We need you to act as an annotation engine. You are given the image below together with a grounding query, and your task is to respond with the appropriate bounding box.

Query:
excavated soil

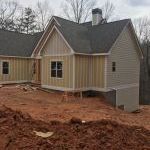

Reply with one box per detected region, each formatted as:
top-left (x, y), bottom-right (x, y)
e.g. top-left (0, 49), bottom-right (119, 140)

top-left (0, 106), bottom-right (149, 150)
top-left (0, 85), bottom-right (150, 130)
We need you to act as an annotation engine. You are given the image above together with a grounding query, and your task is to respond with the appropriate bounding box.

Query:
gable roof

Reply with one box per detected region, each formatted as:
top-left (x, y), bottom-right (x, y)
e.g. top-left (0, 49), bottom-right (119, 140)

top-left (53, 16), bottom-right (130, 54)
top-left (0, 16), bottom-right (134, 57)
top-left (0, 29), bottom-right (43, 57)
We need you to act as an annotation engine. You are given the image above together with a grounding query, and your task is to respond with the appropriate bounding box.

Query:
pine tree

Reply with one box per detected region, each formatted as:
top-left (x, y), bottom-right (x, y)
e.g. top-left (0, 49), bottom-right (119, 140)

top-left (18, 7), bottom-right (37, 34)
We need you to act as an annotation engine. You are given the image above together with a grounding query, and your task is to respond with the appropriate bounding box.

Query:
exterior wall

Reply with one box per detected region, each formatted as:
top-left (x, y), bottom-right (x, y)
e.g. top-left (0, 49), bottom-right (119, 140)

top-left (33, 19), bottom-right (59, 56)
top-left (40, 26), bottom-right (74, 90)
top-left (116, 86), bottom-right (139, 112)
top-left (0, 57), bottom-right (33, 83)
top-left (91, 56), bottom-right (105, 89)
top-left (106, 25), bottom-right (140, 88)
top-left (75, 55), bottom-right (105, 90)
top-left (42, 28), bottom-right (71, 55)
top-left (41, 55), bottom-right (73, 90)
top-left (105, 24), bottom-right (141, 112)
top-left (31, 59), bottom-right (42, 83)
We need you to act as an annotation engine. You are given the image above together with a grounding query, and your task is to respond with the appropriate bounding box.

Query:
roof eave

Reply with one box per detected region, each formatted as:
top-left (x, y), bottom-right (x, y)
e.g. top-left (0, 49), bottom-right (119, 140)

top-left (31, 16), bottom-right (61, 58)
top-left (74, 52), bottom-right (110, 56)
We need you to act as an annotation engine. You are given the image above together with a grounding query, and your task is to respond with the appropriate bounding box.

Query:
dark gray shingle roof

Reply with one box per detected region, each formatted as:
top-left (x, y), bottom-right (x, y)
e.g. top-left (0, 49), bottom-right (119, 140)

top-left (0, 17), bottom-right (130, 57)
top-left (54, 16), bottom-right (130, 54)
top-left (0, 30), bottom-right (43, 57)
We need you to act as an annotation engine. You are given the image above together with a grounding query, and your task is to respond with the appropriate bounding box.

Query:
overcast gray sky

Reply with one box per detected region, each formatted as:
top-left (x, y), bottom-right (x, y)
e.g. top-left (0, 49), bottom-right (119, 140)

top-left (17, 0), bottom-right (150, 20)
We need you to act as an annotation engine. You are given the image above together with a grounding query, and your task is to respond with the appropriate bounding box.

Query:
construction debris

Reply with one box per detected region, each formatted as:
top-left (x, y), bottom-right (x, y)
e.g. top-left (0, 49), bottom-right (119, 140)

top-left (16, 84), bottom-right (38, 92)
top-left (34, 131), bottom-right (54, 138)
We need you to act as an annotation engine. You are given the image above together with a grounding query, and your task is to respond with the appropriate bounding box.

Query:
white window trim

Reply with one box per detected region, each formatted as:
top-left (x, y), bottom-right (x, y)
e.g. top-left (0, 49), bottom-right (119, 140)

top-left (1, 60), bottom-right (10, 75)
top-left (50, 60), bottom-right (63, 79)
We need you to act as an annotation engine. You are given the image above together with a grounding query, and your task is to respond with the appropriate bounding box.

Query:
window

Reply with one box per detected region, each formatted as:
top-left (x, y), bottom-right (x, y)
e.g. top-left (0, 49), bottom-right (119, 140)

top-left (2, 61), bottom-right (9, 75)
top-left (51, 61), bottom-right (63, 78)
top-left (112, 62), bottom-right (116, 72)
top-left (33, 62), bottom-right (36, 74)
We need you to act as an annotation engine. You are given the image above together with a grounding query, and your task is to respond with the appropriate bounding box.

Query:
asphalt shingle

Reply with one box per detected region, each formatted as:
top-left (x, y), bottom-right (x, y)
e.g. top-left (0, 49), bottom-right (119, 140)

top-left (0, 30), bottom-right (43, 57)
top-left (54, 16), bottom-right (130, 54)
top-left (0, 17), bottom-right (130, 57)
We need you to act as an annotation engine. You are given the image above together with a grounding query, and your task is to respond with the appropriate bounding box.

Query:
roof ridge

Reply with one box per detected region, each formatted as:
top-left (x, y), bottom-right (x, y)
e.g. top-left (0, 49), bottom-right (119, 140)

top-left (53, 15), bottom-right (130, 28)
top-left (99, 18), bottom-right (130, 26)
top-left (80, 21), bottom-right (92, 25)
top-left (53, 16), bottom-right (80, 25)
top-left (84, 19), bottom-right (131, 28)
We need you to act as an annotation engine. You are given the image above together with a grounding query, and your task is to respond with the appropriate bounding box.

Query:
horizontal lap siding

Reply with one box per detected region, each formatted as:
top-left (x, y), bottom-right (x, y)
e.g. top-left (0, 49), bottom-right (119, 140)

top-left (42, 55), bottom-right (73, 88)
top-left (106, 25), bottom-right (140, 88)
top-left (0, 57), bottom-right (32, 82)
top-left (75, 55), bottom-right (105, 89)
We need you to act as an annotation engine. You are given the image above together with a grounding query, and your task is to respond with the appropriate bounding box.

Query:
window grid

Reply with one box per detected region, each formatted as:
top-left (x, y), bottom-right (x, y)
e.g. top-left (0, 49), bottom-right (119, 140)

top-left (51, 61), bottom-right (63, 78)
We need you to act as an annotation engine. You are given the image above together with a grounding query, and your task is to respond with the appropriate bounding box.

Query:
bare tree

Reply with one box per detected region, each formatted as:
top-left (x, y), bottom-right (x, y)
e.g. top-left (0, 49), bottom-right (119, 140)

top-left (0, 0), bottom-right (18, 30)
top-left (101, 1), bottom-right (115, 21)
top-left (36, 0), bottom-right (53, 31)
top-left (62, 0), bottom-right (96, 23)
top-left (133, 17), bottom-right (150, 45)
top-left (134, 17), bottom-right (150, 75)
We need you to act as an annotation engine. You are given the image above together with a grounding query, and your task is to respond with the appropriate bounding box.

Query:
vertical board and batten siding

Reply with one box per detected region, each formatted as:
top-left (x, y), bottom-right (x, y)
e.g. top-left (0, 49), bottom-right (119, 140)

top-left (42, 55), bottom-right (73, 89)
top-left (41, 25), bottom-right (105, 91)
top-left (91, 56), bottom-right (105, 89)
top-left (106, 25), bottom-right (140, 88)
top-left (42, 28), bottom-right (71, 55)
top-left (75, 55), bottom-right (90, 89)
top-left (41, 28), bottom-right (74, 90)
top-left (0, 57), bottom-right (33, 83)
top-left (75, 55), bottom-right (105, 89)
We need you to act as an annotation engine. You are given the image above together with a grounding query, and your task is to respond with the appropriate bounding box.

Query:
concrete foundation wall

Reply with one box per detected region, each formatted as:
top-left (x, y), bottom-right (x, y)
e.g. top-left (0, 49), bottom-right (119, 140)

top-left (116, 86), bottom-right (139, 112)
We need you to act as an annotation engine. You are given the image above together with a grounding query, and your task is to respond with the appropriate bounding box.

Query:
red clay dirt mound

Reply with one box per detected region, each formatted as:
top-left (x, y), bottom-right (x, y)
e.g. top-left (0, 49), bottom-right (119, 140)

top-left (0, 106), bottom-right (149, 150)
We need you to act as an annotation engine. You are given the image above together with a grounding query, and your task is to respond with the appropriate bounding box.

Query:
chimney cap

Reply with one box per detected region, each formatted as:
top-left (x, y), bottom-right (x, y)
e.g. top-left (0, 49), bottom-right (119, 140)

top-left (92, 8), bottom-right (102, 15)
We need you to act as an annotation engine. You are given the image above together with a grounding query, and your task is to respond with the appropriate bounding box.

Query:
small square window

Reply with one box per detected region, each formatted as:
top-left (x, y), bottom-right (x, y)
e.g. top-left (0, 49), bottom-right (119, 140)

top-left (112, 62), bottom-right (116, 72)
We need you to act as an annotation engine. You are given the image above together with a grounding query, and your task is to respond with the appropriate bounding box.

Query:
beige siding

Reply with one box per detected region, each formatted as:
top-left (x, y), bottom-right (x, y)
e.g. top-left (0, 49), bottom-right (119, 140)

top-left (106, 25), bottom-right (140, 88)
top-left (75, 55), bottom-right (105, 89)
top-left (91, 56), bottom-right (105, 88)
top-left (0, 57), bottom-right (33, 82)
top-left (41, 55), bottom-right (73, 89)
top-left (75, 55), bottom-right (90, 89)
top-left (42, 29), bottom-right (71, 55)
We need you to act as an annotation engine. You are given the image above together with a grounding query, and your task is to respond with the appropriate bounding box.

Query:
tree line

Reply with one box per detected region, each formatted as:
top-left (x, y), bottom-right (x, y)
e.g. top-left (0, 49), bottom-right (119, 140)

top-left (0, 0), bottom-right (116, 34)
top-left (0, 0), bottom-right (148, 44)
top-left (0, 0), bottom-right (53, 34)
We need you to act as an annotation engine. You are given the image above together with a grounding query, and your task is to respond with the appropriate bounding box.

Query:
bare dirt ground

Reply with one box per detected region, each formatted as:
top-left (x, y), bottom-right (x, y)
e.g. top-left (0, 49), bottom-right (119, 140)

top-left (0, 84), bottom-right (150, 130)
top-left (0, 106), bottom-right (150, 150)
